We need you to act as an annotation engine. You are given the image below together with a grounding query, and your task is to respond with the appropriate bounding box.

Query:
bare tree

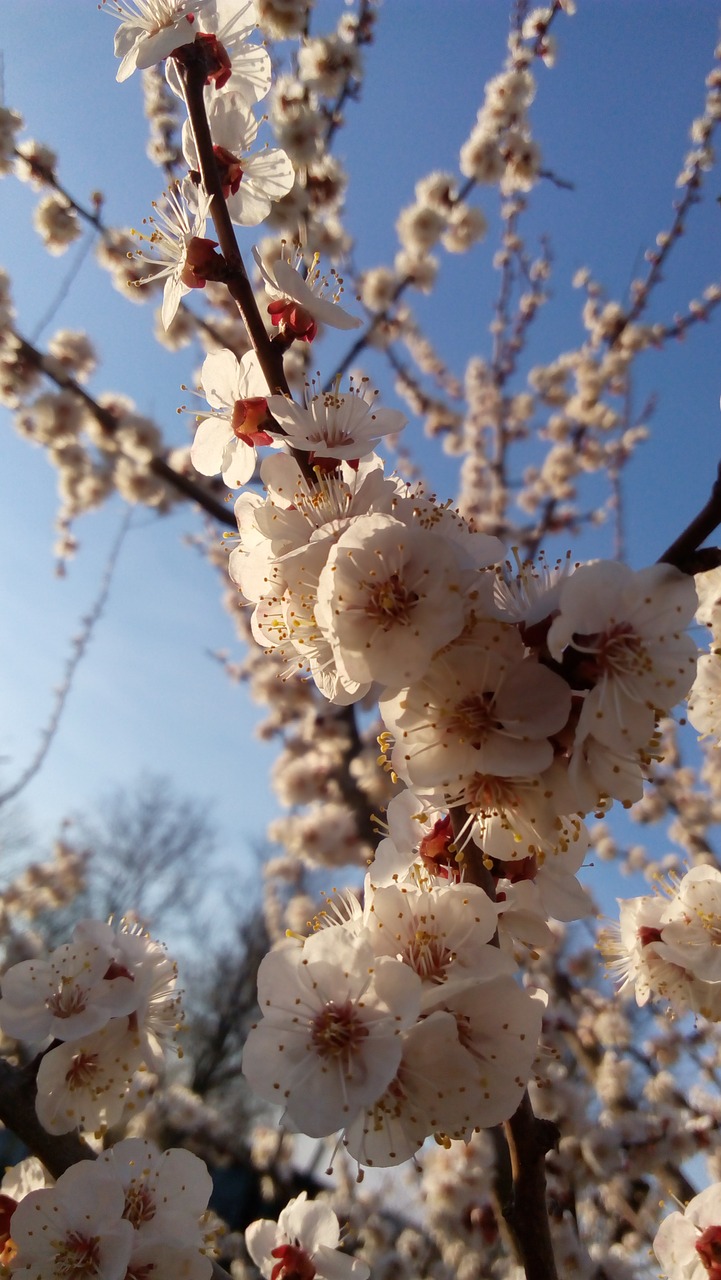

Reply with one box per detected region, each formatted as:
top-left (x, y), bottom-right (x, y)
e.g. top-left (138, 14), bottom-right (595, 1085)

top-left (47, 774), bottom-right (216, 942)
top-left (185, 912), bottom-right (269, 1103)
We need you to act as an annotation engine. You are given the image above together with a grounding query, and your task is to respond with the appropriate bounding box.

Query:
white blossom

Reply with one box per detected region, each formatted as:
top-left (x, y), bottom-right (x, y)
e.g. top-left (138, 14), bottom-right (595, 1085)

top-left (182, 93), bottom-right (295, 226)
top-left (246, 1192), bottom-right (369, 1280)
top-left (267, 383), bottom-right (406, 462)
top-left (315, 512), bottom-right (470, 691)
top-left (130, 180), bottom-right (215, 328)
top-left (654, 1182), bottom-right (721, 1280)
top-left (0, 934), bottom-right (136, 1045)
top-left (9, 1158), bottom-right (133, 1279)
top-left (253, 245), bottom-right (361, 339)
top-left (109, 0), bottom-right (214, 83)
top-left (381, 621), bottom-right (572, 794)
top-left (191, 348), bottom-right (272, 487)
top-left (165, 0), bottom-right (272, 105)
top-left (547, 561), bottom-right (698, 752)
top-left (35, 1019), bottom-right (146, 1135)
top-left (242, 927), bottom-right (422, 1137)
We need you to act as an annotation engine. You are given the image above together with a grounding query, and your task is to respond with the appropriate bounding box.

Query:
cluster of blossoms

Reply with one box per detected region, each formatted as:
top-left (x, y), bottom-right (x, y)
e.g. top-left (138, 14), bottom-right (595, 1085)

top-left (123, 4), bottom-right (706, 1169)
top-left (242, 793), bottom-right (546, 1166)
top-left (228, 397), bottom-right (698, 882)
top-left (111, 0), bottom-right (296, 326)
top-left (217, 293), bottom-right (701, 1164)
top-left (2, 1138), bottom-right (213, 1279)
top-left (0, 919), bottom-right (181, 1135)
top-left (602, 864), bottom-right (721, 1021)
top-left (190, 252), bottom-right (361, 486)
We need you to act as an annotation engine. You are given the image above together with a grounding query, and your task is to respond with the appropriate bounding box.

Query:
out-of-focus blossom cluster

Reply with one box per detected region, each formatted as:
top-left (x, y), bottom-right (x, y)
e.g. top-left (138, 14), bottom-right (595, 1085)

top-left (0, 919), bottom-right (182, 1136)
top-left (4, 1138), bottom-right (213, 1279)
top-left (601, 864), bottom-right (721, 1021)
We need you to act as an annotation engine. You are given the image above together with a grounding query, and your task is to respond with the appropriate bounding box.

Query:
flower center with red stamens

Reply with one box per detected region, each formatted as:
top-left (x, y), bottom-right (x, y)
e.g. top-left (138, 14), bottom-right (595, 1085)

top-left (465, 774), bottom-right (518, 814)
top-left (104, 960), bottom-right (134, 982)
top-left (365, 574), bottom-right (419, 628)
top-left (267, 299), bottom-right (317, 343)
top-left (403, 927), bottom-right (452, 982)
top-left (123, 1184), bottom-right (156, 1230)
top-left (180, 235), bottom-right (219, 289)
top-left (419, 814), bottom-right (458, 878)
top-left (195, 32), bottom-right (232, 88)
top-left (270, 1244), bottom-right (316, 1280)
top-left (697, 1225), bottom-right (721, 1279)
top-left (231, 397), bottom-right (272, 445)
top-left (54, 1231), bottom-right (101, 1278)
top-left (500, 853), bottom-right (538, 884)
top-left (46, 983), bottom-right (89, 1020)
top-left (64, 1051), bottom-right (100, 1091)
top-left (449, 692), bottom-right (501, 749)
top-left (310, 1000), bottom-right (368, 1068)
top-left (638, 926), bottom-right (663, 947)
top-left (213, 145), bottom-right (243, 196)
top-left (574, 622), bottom-right (649, 683)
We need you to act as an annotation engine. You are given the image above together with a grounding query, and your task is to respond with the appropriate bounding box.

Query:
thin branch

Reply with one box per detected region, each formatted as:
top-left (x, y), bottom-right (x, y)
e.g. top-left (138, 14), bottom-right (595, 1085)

top-left (657, 459), bottom-right (721, 571)
top-left (0, 510), bottom-right (132, 808)
top-left (447, 806), bottom-right (558, 1280)
top-left (30, 229), bottom-right (98, 344)
top-left (538, 167), bottom-right (574, 191)
top-left (176, 48), bottom-right (289, 399)
top-left (502, 1093), bottom-right (560, 1280)
top-left (176, 44), bottom-right (322, 490)
top-left (322, 0), bottom-right (375, 149)
top-left (12, 147), bottom-right (104, 232)
top-left (14, 331), bottom-right (235, 528)
top-left (0, 1057), bottom-right (95, 1180)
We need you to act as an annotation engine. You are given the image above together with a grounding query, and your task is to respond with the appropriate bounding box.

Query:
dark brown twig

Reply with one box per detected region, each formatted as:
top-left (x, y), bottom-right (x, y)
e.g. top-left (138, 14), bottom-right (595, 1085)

top-left (657, 460), bottom-right (721, 572)
top-left (14, 332), bottom-right (235, 528)
top-left (502, 1094), bottom-right (560, 1280)
top-left (0, 1057), bottom-right (233, 1275)
top-left (0, 1057), bottom-right (95, 1180)
top-left (176, 47), bottom-right (289, 400)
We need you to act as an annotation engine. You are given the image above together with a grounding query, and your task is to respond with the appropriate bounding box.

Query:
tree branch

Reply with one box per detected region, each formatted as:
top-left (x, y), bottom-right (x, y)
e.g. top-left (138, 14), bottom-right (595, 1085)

top-left (14, 332), bottom-right (235, 528)
top-left (0, 511), bottom-right (131, 808)
top-left (502, 1093), bottom-right (560, 1280)
top-left (0, 1057), bottom-right (94, 1180)
top-left (657, 459), bottom-right (721, 572)
top-left (447, 807), bottom-right (558, 1280)
top-left (176, 48), bottom-right (289, 400)
top-left (0, 1053), bottom-right (235, 1278)
top-left (176, 46), bottom-right (322, 491)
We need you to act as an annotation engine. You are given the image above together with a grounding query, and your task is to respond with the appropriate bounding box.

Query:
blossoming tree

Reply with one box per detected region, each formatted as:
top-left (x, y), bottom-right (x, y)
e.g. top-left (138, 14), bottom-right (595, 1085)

top-left (4, 3), bottom-right (721, 1279)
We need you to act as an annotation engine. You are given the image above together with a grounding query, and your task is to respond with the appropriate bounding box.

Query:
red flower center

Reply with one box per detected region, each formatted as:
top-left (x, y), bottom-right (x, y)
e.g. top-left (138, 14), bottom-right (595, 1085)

top-left (231, 397), bottom-right (272, 446)
top-left (181, 235), bottom-right (220, 289)
top-left (697, 1225), bottom-right (721, 1278)
top-left (310, 999), bottom-right (369, 1067)
top-left (195, 32), bottom-right (232, 89)
top-left (213, 145), bottom-right (243, 197)
top-left (267, 299), bottom-right (318, 343)
top-left (271, 1243), bottom-right (316, 1280)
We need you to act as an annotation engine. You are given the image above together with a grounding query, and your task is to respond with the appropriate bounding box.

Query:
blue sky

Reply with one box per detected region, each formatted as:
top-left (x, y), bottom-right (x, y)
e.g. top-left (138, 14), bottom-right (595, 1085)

top-left (1, 2), bottom-right (720, 927)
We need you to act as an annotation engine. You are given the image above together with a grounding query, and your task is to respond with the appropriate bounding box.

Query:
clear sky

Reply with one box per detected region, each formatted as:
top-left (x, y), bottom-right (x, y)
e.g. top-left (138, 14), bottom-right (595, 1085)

top-left (1, 2), bottom-right (720, 927)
